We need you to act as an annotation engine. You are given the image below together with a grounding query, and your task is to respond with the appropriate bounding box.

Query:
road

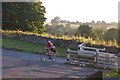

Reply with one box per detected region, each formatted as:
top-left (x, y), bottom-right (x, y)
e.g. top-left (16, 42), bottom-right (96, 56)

top-left (2, 49), bottom-right (102, 78)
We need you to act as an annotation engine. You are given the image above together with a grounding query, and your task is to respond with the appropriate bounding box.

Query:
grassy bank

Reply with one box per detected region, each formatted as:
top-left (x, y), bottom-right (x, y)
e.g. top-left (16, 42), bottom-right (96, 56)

top-left (2, 38), bottom-right (67, 57)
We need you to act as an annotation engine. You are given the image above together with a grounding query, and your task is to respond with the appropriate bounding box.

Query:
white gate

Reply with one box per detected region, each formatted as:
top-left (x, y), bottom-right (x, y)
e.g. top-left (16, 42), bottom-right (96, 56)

top-left (97, 52), bottom-right (118, 69)
top-left (67, 42), bottom-right (118, 69)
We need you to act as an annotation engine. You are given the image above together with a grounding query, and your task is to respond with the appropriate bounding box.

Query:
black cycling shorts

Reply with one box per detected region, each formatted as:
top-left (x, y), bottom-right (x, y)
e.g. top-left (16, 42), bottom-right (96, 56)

top-left (51, 48), bottom-right (56, 53)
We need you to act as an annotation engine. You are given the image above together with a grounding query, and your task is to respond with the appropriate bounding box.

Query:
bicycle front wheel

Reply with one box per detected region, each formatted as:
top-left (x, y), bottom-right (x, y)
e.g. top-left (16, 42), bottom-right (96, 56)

top-left (50, 52), bottom-right (58, 62)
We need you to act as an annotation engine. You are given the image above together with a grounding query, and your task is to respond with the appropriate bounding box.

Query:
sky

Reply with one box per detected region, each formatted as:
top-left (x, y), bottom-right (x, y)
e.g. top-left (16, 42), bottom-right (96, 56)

top-left (41, 0), bottom-right (119, 23)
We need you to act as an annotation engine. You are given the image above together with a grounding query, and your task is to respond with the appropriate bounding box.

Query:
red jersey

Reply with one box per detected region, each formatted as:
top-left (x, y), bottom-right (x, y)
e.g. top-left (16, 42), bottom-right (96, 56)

top-left (45, 43), bottom-right (54, 48)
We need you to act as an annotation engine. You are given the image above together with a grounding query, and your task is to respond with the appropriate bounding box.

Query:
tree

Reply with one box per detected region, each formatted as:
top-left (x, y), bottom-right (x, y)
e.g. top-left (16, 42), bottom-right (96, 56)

top-left (49, 24), bottom-right (64, 36)
top-left (77, 25), bottom-right (92, 37)
top-left (103, 28), bottom-right (118, 41)
top-left (2, 2), bottom-right (46, 33)
top-left (92, 28), bottom-right (104, 39)
top-left (51, 16), bottom-right (61, 26)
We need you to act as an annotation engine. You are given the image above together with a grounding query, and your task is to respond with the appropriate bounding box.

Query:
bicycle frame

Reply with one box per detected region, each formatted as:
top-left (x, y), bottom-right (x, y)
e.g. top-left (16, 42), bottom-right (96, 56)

top-left (40, 48), bottom-right (58, 62)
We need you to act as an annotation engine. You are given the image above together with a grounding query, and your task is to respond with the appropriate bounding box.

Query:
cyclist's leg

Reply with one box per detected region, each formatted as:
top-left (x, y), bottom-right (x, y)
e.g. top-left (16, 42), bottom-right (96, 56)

top-left (48, 49), bottom-right (55, 61)
top-left (50, 48), bottom-right (57, 61)
top-left (47, 49), bottom-right (52, 59)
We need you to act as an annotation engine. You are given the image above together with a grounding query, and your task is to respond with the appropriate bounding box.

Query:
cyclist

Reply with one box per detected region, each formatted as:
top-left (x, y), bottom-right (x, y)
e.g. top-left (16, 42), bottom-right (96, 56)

top-left (45, 41), bottom-right (56, 59)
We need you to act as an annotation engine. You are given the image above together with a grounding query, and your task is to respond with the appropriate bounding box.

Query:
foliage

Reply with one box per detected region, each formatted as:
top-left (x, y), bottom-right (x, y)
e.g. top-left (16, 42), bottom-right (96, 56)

top-left (103, 28), bottom-right (118, 41)
top-left (92, 28), bottom-right (105, 40)
top-left (104, 71), bottom-right (120, 78)
top-left (50, 24), bottom-right (65, 36)
top-left (51, 16), bottom-right (61, 26)
top-left (77, 25), bottom-right (92, 37)
top-left (47, 17), bottom-right (119, 43)
top-left (45, 23), bottom-right (77, 36)
top-left (2, 2), bottom-right (46, 33)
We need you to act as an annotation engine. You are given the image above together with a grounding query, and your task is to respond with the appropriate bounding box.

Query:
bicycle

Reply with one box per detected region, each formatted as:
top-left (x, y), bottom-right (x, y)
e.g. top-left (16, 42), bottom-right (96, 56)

top-left (40, 48), bottom-right (58, 62)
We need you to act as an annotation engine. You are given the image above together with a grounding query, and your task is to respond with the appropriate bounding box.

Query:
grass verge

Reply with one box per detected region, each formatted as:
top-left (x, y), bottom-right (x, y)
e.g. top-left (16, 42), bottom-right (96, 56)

top-left (103, 71), bottom-right (120, 78)
top-left (2, 38), bottom-right (68, 57)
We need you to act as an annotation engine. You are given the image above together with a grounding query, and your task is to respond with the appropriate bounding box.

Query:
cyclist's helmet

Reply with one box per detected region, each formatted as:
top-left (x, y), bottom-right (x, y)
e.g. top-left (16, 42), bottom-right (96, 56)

top-left (48, 40), bottom-right (51, 43)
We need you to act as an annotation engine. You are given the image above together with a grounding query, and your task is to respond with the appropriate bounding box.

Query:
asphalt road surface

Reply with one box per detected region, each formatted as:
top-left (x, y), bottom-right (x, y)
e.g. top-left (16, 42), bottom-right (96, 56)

top-left (2, 49), bottom-right (101, 78)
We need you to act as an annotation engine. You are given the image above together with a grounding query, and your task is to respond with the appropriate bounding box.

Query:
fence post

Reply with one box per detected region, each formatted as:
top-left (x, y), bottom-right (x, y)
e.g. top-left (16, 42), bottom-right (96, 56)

top-left (67, 49), bottom-right (70, 61)
top-left (118, 53), bottom-right (120, 74)
top-left (94, 49), bottom-right (99, 65)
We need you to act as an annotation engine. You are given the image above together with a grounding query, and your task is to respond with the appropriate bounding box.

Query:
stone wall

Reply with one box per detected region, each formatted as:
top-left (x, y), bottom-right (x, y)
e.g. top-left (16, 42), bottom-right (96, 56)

top-left (2, 33), bottom-right (79, 48)
top-left (2, 33), bottom-right (120, 54)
